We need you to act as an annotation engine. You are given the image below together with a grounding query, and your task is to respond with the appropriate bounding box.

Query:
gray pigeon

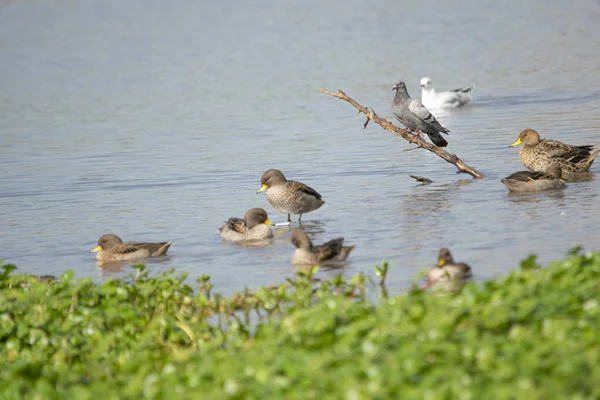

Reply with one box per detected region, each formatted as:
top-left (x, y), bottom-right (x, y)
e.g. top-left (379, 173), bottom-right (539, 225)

top-left (391, 80), bottom-right (450, 147)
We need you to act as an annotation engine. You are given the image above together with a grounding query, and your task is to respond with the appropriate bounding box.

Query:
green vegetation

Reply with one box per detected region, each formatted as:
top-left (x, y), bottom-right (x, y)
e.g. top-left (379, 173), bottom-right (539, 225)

top-left (1, 250), bottom-right (600, 399)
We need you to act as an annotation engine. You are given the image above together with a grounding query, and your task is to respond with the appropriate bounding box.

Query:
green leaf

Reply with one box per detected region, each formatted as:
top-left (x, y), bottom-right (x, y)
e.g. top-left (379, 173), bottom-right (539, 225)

top-left (520, 255), bottom-right (540, 270)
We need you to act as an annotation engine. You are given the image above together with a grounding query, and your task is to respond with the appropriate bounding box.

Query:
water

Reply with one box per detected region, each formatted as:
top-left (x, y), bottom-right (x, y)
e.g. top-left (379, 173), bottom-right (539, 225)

top-left (1, 0), bottom-right (599, 294)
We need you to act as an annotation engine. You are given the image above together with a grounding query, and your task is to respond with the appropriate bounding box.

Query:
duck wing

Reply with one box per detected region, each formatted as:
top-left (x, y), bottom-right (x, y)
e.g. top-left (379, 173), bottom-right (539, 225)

top-left (539, 140), bottom-right (593, 162)
top-left (314, 238), bottom-right (345, 262)
top-left (290, 181), bottom-right (323, 201)
top-left (222, 218), bottom-right (247, 234)
top-left (504, 170), bottom-right (548, 182)
top-left (126, 242), bottom-right (173, 256)
top-left (110, 243), bottom-right (145, 255)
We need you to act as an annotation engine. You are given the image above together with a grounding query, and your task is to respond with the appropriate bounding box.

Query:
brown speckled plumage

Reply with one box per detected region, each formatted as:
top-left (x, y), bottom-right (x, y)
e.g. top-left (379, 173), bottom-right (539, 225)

top-left (290, 229), bottom-right (354, 265)
top-left (259, 169), bottom-right (324, 222)
top-left (510, 129), bottom-right (598, 177)
top-left (90, 234), bottom-right (173, 262)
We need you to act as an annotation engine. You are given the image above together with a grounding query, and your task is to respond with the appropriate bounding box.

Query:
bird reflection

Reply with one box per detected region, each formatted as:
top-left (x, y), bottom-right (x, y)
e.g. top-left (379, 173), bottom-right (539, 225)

top-left (405, 179), bottom-right (473, 215)
top-left (292, 263), bottom-right (347, 273)
top-left (506, 190), bottom-right (566, 204)
top-left (399, 179), bottom-right (473, 251)
top-left (96, 260), bottom-right (126, 274)
top-left (96, 255), bottom-right (172, 275)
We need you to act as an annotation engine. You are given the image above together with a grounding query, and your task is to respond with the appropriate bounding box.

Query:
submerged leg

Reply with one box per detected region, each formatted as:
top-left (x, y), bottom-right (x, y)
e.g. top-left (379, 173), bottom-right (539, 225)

top-left (287, 214), bottom-right (291, 222)
top-left (298, 214), bottom-right (303, 223)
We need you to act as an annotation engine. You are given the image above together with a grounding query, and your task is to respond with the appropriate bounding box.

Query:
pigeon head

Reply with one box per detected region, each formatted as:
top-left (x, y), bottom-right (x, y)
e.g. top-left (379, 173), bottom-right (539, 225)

top-left (420, 77), bottom-right (433, 88)
top-left (392, 80), bottom-right (406, 91)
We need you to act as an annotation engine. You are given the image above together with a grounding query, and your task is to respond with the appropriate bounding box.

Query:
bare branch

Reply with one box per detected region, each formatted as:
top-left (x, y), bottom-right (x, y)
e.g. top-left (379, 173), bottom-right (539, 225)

top-left (320, 88), bottom-right (485, 178)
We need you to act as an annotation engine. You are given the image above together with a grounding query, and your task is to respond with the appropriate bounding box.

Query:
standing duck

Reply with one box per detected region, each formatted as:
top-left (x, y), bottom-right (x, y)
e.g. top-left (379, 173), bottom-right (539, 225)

top-left (509, 129), bottom-right (598, 177)
top-left (257, 169), bottom-right (324, 223)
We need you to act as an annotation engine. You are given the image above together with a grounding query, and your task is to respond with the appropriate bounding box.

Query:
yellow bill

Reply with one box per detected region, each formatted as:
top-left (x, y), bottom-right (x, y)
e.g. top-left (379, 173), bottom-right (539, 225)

top-left (264, 219), bottom-right (273, 225)
top-left (509, 138), bottom-right (523, 147)
top-left (90, 245), bottom-right (103, 253)
top-left (257, 184), bottom-right (268, 193)
top-left (438, 259), bottom-right (446, 267)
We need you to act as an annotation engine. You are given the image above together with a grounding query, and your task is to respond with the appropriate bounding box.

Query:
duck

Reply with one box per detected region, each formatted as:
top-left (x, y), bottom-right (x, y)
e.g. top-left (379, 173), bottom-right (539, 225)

top-left (290, 229), bottom-right (355, 265)
top-left (420, 77), bottom-right (474, 109)
top-left (501, 165), bottom-right (565, 193)
top-left (427, 248), bottom-right (472, 284)
top-left (509, 129), bottom-right (599, 176)
top-left (257, 169), bottom-right (324, 223)
top-left (90, 234), bottom-right (173, 262)
top-left (218, 208), bottom-right (273, 242)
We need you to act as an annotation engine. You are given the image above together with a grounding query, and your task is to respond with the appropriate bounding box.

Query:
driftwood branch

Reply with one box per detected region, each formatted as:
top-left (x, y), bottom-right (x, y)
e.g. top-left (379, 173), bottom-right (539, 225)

top-left (410, 175), bottom-right (433, 184)
top-left (320, 88), bottom-right (485, 179)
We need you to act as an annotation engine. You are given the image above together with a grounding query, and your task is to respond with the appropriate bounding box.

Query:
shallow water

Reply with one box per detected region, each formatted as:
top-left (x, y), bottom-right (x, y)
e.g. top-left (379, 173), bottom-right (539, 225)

top-left (1, 0), bottom-right (599, 294)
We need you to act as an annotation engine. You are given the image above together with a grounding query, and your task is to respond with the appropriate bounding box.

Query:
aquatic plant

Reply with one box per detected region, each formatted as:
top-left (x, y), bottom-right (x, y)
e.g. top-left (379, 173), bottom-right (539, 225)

top-left (1, 249), bottom-right (599, 398)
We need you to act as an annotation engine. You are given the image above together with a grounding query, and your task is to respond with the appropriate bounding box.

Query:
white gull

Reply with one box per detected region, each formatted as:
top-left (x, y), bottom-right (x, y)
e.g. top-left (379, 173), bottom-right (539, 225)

top-left (420, 77), bottom-right (474, 109)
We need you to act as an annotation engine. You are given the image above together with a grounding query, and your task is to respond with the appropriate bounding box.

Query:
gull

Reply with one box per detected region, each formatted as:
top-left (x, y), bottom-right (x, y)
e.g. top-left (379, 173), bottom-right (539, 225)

top-left (420, 77), bottom-right (474, 109)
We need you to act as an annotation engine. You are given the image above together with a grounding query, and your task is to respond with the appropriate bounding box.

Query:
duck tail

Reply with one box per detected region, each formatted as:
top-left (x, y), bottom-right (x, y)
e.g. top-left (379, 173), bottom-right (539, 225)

top-left (153, 241), bottom-right (174, 257)
top-left (583, 148), bottom-right (600, 167)
top-left (335, 245), bottom-right (356, 261)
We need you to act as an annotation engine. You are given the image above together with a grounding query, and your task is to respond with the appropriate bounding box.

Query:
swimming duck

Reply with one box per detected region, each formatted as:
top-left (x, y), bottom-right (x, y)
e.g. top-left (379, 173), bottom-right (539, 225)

top-left (90, 234), bottom-right (173, 262)
top-left (509, 129), bottom-right (598, 176)
top-left (427, 248), bottom-right (472, 284)
top-left (257, 169), bottom-right (324, 223)
top-left (501, 165), bottom-right (565, 193)
top-left (218, 208), bottom-right (273, 242)
top-left (290, 229), bottom-right (355, 265)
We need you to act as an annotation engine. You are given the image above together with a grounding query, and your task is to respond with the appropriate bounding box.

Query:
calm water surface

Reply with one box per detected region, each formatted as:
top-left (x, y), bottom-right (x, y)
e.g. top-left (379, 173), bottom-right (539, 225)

top-left (1, 0), bottom-right (599, 294)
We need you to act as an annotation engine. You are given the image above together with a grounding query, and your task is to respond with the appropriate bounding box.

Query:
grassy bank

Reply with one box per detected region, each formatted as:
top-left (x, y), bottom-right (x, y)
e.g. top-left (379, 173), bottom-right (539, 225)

top-left (1, 250), bottom-right (599, 399)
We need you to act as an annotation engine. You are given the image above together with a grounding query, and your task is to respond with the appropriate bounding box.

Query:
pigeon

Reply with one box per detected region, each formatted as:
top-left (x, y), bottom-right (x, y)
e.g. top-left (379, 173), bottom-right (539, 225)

top-left (420, 77), bottom-right (474, 109)
top-left (391, 80), bottom-right (450, 147)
